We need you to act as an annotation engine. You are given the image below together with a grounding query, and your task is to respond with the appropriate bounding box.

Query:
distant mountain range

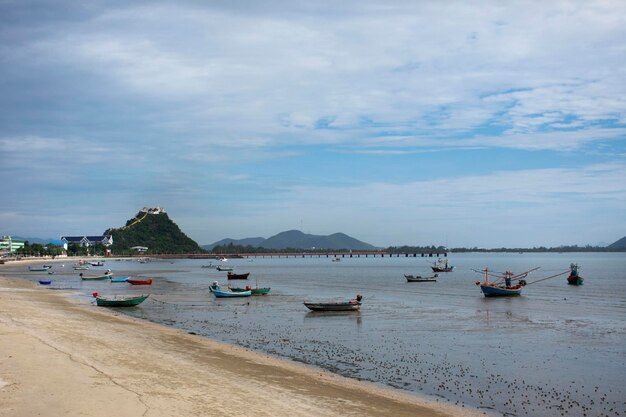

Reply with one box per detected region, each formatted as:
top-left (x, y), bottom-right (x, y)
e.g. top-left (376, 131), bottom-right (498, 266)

top-left (9, 236), bottom-right (55, 244)
top-left (203, 230), bottom-right (378, 251)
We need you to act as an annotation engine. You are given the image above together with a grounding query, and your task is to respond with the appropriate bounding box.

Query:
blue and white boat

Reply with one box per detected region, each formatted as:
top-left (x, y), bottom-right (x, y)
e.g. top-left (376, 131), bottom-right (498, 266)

top-left (475, 267), bottom-right (539, 297)
top-left (110, 276), bottom-right (130, 283)
top-left (212, 289), bottom-right (252, 298)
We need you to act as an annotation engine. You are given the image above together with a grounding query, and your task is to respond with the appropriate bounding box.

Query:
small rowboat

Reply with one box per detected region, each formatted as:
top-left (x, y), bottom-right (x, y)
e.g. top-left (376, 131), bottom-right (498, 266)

top-left (110, 277), bottom-right (130, 283)
top-left (212, 289), bottom-right (252, 298)
top-left (93, 293), bottom-right (149, 307)
top-left (304, 294), bottom-right (363, 311)
top-left (216, 266), bottom-right (233, 271)
top-left (38, 279), bottom-right (52, 285)
top-left (80, 273), bottom-right (112, 281)
top-left (127, 278), bottom-right (153, 285)
top-left (230, 286), bottom-right (271, 295)
top-left (405, 274), bottom-right (438, 282)
top-left (29, 266), bottom-right (50, 271)
top-left (227, 272), bottom-right (249, 280)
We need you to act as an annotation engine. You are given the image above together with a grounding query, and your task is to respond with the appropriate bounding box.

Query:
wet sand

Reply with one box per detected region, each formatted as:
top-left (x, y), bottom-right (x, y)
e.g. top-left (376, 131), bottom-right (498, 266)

top-left (0, 272), bottom-right (481, 417)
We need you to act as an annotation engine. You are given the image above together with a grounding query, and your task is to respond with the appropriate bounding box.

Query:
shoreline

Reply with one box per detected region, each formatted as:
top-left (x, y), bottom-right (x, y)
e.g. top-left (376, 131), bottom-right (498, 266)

top-left (0, 266), bottom-right (486, 417)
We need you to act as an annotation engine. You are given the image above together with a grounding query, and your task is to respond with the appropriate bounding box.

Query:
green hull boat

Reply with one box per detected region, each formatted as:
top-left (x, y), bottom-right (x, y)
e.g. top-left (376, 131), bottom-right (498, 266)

top-left (95, 294), bottom-right (149, 307)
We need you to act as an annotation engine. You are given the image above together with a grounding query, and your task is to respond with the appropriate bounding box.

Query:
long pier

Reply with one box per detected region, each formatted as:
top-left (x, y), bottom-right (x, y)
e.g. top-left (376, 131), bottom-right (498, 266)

top-left (144, 251), bottom-right (447, 259)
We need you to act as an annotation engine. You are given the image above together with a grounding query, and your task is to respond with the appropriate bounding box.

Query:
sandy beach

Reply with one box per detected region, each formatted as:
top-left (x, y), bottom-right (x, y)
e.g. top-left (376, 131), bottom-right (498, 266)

top-left (0, 266), bottom-right (481, 417)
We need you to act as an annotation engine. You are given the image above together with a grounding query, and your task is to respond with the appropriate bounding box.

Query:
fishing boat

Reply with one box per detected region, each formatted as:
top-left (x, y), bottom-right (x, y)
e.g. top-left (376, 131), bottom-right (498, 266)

top-left (127, 278), bottom-right (153, 285)
top-left (431, 258), bottom-right (454, 272)
top-left (73, 264), bottom-right (89, 270)
top-left (567, 263), bottom-right (584, 285)
top-left (28, 266), bottom-right (50, 271)
top-left (474, 267), bottom-right (537, 297)
top-left (38, 279), bottom-right (52, 285)
top-left (216, 265), bottom-right (233, 271)
top-left (80, 272), bottom-right (113, 281)
top-left (110, 276), bottom-right (130, 283)
top-left (405, 273), bottom-right (438, 282)
top-left (304, 294), bottom-right (363, 311)
top-left (201, 263), bottom-right (214, 268)
top-left (209, 281), bottom-right (222, 292)
top-left (230, 286), bottom-right (271, 295)
top-left (226, 271), bottom-right (249, 280)
top-left (92, 292), bottom-right (149, 307)
top-left (212, 289), bottom-right (252, 298)
top-left (91, 261), bottom-right (105, 266)
top-left (332, 257), bottom-right (341, 262)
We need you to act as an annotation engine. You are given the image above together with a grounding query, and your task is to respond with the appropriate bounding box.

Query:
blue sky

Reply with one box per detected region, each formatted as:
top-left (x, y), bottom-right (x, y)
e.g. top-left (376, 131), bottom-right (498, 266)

top-left (1, 0), bottom-right (625, 247)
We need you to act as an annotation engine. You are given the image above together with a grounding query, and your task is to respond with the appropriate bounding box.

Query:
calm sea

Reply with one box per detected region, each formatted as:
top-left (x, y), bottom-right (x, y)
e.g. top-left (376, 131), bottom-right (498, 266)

top-left (11, 253), bottom-right (626, 417)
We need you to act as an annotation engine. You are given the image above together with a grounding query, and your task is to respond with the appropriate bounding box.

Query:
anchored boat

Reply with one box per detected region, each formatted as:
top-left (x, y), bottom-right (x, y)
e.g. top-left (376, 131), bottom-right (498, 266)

top-left (567, 263), bottom-right (584, 285)
top-left (304, 294), bottom-right (363, 311)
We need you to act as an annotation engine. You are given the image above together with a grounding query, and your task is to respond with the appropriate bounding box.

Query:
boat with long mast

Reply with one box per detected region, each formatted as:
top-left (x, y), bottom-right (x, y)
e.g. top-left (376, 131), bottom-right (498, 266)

top-left (475, 267), bottom-right (539, 297)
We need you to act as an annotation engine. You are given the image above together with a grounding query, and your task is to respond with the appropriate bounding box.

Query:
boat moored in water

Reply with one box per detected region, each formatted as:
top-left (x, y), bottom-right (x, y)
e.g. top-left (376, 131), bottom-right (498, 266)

top-left (475, 267), bottom-right (537, 297)
top-left (431, 258), bottom-right (454, 272)
top-left (405, 274), bottom-right (438, 282)
top-left (226, 271), bottom-right (249, 280)
top-left (567, 263), bottom-right (584, 285)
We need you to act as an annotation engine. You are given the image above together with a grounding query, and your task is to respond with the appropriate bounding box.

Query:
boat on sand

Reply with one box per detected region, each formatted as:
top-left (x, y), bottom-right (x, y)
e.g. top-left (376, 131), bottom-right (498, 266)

top-left (304, 294), bottom-right (363, 311)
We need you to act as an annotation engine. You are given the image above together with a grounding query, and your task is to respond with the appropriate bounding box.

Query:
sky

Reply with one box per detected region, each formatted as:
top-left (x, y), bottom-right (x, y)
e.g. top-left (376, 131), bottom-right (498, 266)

top-left (1, 0), bottom-right (625, 248)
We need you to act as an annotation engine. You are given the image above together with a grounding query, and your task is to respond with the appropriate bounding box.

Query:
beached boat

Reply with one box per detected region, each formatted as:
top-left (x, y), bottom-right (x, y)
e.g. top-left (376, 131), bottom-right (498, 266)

top-left (567, 263), bottom-right (584, 285)
top-left (431, 258), bottom-right (454, 272)
top-left (110, 276), bottom-right (130, 283)
top-left (475, 267), bottom-right (537, 297)
top-left (230, 286), bottom-right (271, 295)
top-left (127, 278), bottom-right (153, 285)
top-left (216, 265), bottom-right (233, 271)
top-left (38, 279), bottom-right (52, 285)
top-left (304, 294), bottom-right (363, 311)
top-left (227, 271), bottom-right (249, 280)
top-left (90, 261), bottom-right (105, 266)
top-left (80, 272), bottom-right (113, 281)
top-left (405, 274), bottom-right (438, 282)
top-left (93, 293), bottom-right (149, 307)
top-left (212, 289), bottom-right (252, 298)
top-left (28, 266), bottom-right (50, 271)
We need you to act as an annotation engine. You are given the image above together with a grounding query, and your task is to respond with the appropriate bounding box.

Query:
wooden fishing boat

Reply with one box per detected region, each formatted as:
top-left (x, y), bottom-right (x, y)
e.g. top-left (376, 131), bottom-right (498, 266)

top-left (216, 266), bottom-right (234, 271)
top-left (29, 266), bottom-right (50, 271)
top-left (91, 261), bottom-right (105, 266)
top-left (474, 267), bottom-right (537, 297)
top-left (405, 274), bottom-right (438, 282)
top-left (431, 258), bottom-right (454, 272)
top-left (212, 289), bottom-right (252, 298)
top-left (110, 276), bottom-right (130, 283)
top-left (304, 294), bottom-right (363, 311)
top-left (230, 286), bottom-right (271, 295)
top-left (73, 265), bottom-right (89, 270)
top-left (80, 272), bottom-right (112, 281)
top-left (567, 263), bottom-right (584, 285)
top-left (93, 293), bottom-right (149, 307)
top-left (38, 279), bottom-right (52, 285)
top-left (227, 271), bottom-right (249, 280)
top-left (127, 278), bottom-right (153, 285)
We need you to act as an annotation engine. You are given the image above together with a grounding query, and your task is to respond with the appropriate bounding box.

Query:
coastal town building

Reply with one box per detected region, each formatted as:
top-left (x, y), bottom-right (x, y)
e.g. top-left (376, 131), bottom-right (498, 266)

top-left (0, 236), bottom-right (25, 254)
top-left (61, 235), bottom-right (113, 247)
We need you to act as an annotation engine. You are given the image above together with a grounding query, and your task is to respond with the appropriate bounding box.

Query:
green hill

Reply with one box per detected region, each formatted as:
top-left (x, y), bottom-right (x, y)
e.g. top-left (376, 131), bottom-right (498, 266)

top-left (106, 210), bottom-right (204, 254)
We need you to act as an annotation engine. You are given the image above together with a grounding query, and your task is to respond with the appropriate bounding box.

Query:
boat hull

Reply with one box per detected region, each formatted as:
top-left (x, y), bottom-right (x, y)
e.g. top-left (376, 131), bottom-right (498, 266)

top-left (127, 279), bottom-right (153, 285)
top-left (81, 275), bottom-right (111, 281)
top-left (110, 277), bottom-right (129, 283)
top-left (212, 290), bottom-right (252, 297)
top-left (304, 302), bottom-right (361, 311)
top-left (479, 284), bottom-right (522, 297)
top-left (405, 274), bottom-right (437, 282)
top-left (95, 294), bottom-right (149, 307)
top-left (29, 267), bottom-right (50, 271)
top-left (226, 272), bottom-right (249, 279)
top-left (230, 287), bottom-right (271, 295)
top-left (431, 267), bottom-right (454, 272)
top-left (38, 280), bottom-right (52, 285)
top-left (567, 276), bottom-right (584, 285)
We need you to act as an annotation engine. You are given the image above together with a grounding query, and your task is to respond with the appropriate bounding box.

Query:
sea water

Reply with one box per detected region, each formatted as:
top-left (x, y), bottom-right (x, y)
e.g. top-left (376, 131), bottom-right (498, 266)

top-left (12, 253), bottom-right (626, 417)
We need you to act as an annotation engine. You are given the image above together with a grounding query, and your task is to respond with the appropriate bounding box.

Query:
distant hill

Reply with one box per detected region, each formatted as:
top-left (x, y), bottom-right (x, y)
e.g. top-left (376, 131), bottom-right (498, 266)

top-left (203, 237), bottom-right (265, 251)
top-left (9, 236), bottom-right (55, 244)
top-left (204, 230), bottom-right (376, 251)
top-left (607, 236), bottom-right (626, 249)
top-left (106, 209), bottom-right (203, 254)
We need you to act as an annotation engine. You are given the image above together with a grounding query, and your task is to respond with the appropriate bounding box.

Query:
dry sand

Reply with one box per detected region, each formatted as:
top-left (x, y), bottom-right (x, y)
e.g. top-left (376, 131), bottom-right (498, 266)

top-left (0, 268), bottom-right (483, 417)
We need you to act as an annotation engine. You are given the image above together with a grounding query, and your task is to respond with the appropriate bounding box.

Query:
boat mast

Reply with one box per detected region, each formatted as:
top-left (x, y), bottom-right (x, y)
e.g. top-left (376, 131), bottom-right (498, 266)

top-left (485, 267), bottom-right (489, 285)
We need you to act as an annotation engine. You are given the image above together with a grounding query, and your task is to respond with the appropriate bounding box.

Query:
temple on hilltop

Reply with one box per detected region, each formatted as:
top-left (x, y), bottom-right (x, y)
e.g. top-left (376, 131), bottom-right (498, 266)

top-left (140, 206), bottom-right (166, 214)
